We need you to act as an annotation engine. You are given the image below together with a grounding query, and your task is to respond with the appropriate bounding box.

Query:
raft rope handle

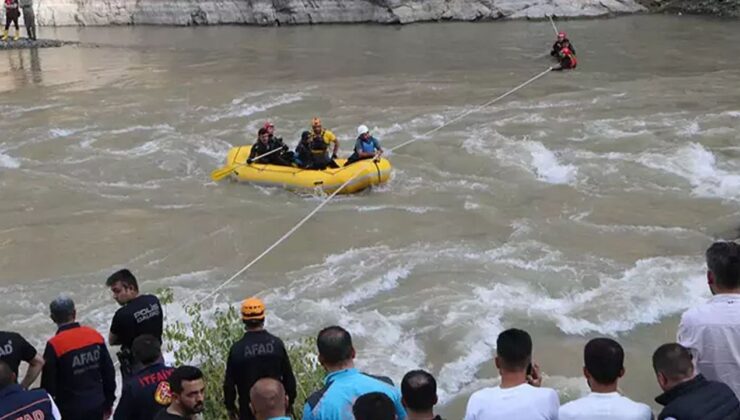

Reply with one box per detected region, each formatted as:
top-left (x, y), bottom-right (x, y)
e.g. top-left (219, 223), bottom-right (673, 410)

top-left (196, 65), bottom-right (553, 303)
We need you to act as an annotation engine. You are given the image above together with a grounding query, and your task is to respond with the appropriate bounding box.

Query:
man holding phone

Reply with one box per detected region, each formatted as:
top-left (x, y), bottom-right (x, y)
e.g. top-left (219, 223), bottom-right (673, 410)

top-left (464, 328), bottom-right (559, 420)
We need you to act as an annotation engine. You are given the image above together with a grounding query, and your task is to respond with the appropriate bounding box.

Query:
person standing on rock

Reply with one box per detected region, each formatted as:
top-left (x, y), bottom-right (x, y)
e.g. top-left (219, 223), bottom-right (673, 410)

top-left (2, 0), bottom-right (20, 41)
top-left (19, 0), bottom-right (34, 40)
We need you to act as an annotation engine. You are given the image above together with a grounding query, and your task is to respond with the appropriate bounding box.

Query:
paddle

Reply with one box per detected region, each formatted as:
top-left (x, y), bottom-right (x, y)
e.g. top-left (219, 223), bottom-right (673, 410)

top-left (210, 147), bottom-right (284, 182)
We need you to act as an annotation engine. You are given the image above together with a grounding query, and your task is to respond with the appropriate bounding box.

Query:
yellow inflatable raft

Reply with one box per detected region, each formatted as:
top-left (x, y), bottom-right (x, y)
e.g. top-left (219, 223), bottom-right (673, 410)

top-left (224, 146), bottom-right (392, 194)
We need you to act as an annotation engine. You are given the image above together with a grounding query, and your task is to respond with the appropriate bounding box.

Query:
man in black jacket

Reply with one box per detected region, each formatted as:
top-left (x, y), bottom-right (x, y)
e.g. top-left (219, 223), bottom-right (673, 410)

top-left (41, 296), bottom-right (116, 419)
top-left (653, 343), bottom-right (740, 420)
top-left (248, 128), bottom-right (291, 166)
top-left (224, 297), bottom-right (297, 420)
top-left (107, 268), bottom-right (164, 379)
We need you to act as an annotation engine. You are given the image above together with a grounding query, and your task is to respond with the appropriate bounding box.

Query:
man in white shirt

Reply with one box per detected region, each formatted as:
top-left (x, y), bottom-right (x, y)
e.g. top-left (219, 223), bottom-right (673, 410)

top-left (559, 338), bottom-right (653, 420)
top-left (678, 241), bottom-right (740, 398)
top-left (464, 328), bottom-right (559, 420)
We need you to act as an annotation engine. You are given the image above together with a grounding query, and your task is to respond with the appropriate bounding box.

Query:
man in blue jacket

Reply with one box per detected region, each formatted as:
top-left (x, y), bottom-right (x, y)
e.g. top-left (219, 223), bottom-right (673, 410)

top-left (0, 360), bottom-right (61, 419)
top-left (653, 343), bottom-right (739, 420)
top-left (344, 125), bottom-right (383, 167)
top-left (303, 326), bottom-right (406, 420)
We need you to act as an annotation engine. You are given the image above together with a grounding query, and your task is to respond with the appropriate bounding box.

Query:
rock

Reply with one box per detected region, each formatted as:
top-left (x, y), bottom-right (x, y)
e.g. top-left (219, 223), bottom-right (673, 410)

top-left (0, 38), bottom-right (69, 50)
top-left (635, 0), bottom-right (740, 16)
top-left (30, 0), bottom-right (647, 27)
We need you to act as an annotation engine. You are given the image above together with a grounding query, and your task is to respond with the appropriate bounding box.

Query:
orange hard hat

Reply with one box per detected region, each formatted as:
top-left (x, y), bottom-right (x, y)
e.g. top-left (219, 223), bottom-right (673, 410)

top-left (311, 117), bottom-right (322, 127)
top-left (241, 297), bottom-right (266, 321)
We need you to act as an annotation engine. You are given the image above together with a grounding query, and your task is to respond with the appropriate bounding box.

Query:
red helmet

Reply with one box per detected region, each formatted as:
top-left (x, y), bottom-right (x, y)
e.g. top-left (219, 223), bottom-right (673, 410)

top-left (263, 121), bottom-right (274, 129)
top-left (560, 48), bottom-right (572, 56)
top-left (558, 32), bottom-right (566, 38)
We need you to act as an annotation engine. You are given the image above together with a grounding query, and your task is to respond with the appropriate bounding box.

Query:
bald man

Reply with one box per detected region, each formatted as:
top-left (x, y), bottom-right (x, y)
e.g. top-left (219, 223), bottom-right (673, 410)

top-left (249, 378), bottom-right (290, 420)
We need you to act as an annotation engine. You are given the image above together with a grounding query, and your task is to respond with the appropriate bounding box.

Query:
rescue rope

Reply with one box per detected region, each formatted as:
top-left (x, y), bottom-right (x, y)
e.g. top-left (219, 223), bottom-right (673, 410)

top-left (548, 15), bottom-right (560, 36)
top-left (197, 65), bottom-right (554, 303)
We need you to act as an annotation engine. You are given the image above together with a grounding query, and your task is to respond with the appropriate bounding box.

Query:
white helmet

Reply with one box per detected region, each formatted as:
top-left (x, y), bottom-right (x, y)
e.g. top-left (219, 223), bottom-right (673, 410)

top-left (357, 125), bottom-right (370, 136)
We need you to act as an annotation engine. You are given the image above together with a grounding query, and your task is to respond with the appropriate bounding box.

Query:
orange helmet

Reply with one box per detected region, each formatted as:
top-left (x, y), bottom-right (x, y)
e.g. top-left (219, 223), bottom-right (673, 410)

top-left (311, 117), bottom-right (322, 127)
top-left (241, 297), bottom-right (266, 321)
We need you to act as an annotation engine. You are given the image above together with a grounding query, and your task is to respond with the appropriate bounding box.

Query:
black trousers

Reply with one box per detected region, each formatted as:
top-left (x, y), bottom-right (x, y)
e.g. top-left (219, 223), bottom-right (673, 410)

top-left (5, 8), bottom-right (19, 31)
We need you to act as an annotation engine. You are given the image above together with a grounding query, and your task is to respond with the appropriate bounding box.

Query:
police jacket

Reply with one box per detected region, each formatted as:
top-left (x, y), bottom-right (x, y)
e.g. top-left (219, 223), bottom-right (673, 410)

top-left (40, 322), bottom-right (116, 417)
top-left (223, 330), bottom-right (296, 420)
top-left (0, 384), bottom-right (60, 419)
top-left (114, 362), bottom-right (175, 420)
top-left (656, 374), bottom-right (740, 420)
top-left (302, 368), bottom-right (407, 420)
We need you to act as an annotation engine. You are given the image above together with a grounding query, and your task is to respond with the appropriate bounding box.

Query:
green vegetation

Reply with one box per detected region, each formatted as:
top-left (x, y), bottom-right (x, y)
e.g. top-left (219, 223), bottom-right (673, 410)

top-left (157, 288), bottom-right (324, 419)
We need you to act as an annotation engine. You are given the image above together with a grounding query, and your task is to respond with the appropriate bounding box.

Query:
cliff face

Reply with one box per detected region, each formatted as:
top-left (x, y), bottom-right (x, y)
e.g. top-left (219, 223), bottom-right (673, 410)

top-left (33, 0), bottom-right (646, 26)
top-left (637, 0), bottom-right (740, 17)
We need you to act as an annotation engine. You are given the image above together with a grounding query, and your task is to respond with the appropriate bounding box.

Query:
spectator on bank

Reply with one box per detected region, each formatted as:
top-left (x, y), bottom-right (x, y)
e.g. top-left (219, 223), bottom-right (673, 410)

top-left (154, 365), bottom-right (205, 420)
top-left (249, 377), bottom-right (290, 420)
top-left (41, 295), bottom-right (116, 419)
top-left (303, 326), bottom-right (406, 420)
top-left (224, 297), bottom-right (296, 420)
top-left (652, 343), bottom-right (739, 420)
top-left (106, 269), bottom-right (164, 379)
top-left (0, 330), bottom-right (44, 389)
top-left (354, 392), bottom-right (398, 420)
top-left (678, 241), bottom-right (740, 398)
top-left (464, 328), bottom-right (559, 420)
top-left (559, 338), bottom-right (652, 420)
top-left (401, 370), bottom-right (444, 420)
top-left (0, 360), bottom-right (61, 419)
top-left (19, 0), bottom-right (34, 40)
top-left (114, 334), bottom-right (175, 420)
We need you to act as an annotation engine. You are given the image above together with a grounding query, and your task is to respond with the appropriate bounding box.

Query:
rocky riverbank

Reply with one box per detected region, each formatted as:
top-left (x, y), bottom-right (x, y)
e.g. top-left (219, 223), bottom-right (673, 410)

top-left (34, 0), bottom-right (646, 26)
top-left (0, 38), bottom-right (69, 50)
top-left (637, 0), bottom-right (740, 17)
top-left (18, 0), bottom-right (740, 27)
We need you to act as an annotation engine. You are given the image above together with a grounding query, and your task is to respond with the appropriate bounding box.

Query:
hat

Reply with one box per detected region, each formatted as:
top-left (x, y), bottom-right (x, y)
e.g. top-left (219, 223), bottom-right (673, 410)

top-left (263, 121), bottom-right (274, 129)
top-left (558, 32), bottom-right (566, 38)
top-left (241, 297), bottom-right (266, 321)
top-left (357, 125), bottom-right (370, 136)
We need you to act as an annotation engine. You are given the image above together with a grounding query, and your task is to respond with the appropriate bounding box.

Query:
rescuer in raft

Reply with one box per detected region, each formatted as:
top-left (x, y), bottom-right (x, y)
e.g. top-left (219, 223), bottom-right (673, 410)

top-left (345, 125), bottom-right (383, 166)
top-left (247, 128), bottom-right (292, 166)
top-left (293, 131), bottom-right (314, 169)
top-left (550, 32), bottom-right (575, 57)
top-left (553, 47), bottom-right (577, 71)
top-left (307, 118), bottom-right (340, 169)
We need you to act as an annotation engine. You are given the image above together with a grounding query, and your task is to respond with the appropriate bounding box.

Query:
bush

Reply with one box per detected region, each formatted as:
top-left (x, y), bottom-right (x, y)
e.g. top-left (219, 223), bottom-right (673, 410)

top-left (157, 289), bottom-right (324, 419)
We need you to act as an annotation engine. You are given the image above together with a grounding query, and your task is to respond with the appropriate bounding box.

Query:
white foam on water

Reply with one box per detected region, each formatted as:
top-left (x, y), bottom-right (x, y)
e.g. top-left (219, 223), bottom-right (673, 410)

top-left (520, 141), bottom-right (578, 185)
top-left (203, 93), bottom-right (304, 123)
top-left (196, 138), bottom-right (235, 162)
top-left (638, 143), bottom-right (740, 201)
top-left (355, 205), bottom-right (440, 214)
top-left (0, 151), bottom-right (20, 168)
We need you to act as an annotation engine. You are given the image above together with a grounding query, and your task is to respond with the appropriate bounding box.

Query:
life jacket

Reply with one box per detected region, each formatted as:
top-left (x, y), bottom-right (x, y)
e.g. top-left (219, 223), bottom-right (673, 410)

top-left (358, 137), bottom-right (377, 154)
top-left (0, 384), bottom-right (55, 420)
top-left (560, 49), bottom-right (577, 69)
top-left (309, 131), bottom-right (328, 157)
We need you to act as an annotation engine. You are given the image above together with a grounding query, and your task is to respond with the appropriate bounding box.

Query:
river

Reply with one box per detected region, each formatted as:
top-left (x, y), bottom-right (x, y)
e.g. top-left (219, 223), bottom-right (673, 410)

top-left (2, 15), bottom-right (740, 417)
